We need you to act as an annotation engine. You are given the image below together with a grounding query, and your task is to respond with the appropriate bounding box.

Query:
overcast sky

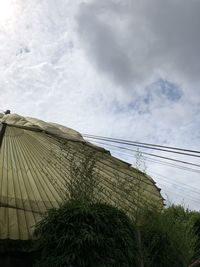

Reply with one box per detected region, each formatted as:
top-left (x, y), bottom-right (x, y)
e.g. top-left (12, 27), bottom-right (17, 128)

top-left (0, 0), bottom-right (200, 210)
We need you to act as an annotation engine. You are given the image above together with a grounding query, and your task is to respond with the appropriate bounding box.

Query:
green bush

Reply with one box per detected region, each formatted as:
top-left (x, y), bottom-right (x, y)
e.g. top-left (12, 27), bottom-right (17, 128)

top-left (164, 205), bottom-right (200, 261)
top-left (192, 215), bottom-right (200, 259)
top-left (141, 206), bottom-right (197, 267)
top-left (34, 200), bottom-right (138, 267)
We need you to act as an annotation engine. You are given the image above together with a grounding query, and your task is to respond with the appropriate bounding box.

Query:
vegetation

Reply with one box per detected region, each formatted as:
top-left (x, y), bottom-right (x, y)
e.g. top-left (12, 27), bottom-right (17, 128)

top-left (34, 201), bottom-right (200, 267)
top-left (68, 150), bottom-right (103, 204)
top-left (33, 154), bottom-right (200, 266)
top-left (140, 206), bottom-right (198, 267)
top-left (193, 216), bottom-right (200, 258)
top-left (34, 201), bottom-right (139, 267)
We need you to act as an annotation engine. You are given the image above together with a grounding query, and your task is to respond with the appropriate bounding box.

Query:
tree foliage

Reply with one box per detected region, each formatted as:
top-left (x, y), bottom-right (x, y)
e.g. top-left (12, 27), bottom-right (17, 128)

top-left (141, 205), bottom-right (198, 267)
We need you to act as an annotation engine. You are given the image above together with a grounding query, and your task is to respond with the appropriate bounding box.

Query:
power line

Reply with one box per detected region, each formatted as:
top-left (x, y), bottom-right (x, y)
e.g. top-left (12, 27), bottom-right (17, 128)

top-left (84, 139), bottom-right (200, 191)
top-left (96, 142), bottom-right (200, 174)
top-left (91, 140), bottom-right (200, 196)
top-left (83, 134), bottom-right (200, 157)
top-left (88, 139), bottom-right (200, 168)
top-left (142, 156), bottom-right (200, 174)
top-left (162, 188), bottom-right (200, 205)
top-left (63, 133), bottom-right (199, 205)
top-left (82, 135), bottom-right (200, 206)
top-left (152, 173), bottom-right (200, 203)
top-left (46, 134), bottom-right (165, 198)
top-left (149, 170), bottom-right (200, 195)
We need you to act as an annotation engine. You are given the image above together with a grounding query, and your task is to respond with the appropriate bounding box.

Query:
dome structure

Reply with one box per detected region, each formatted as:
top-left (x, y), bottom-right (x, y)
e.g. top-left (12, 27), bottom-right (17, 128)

top-left (0, 113), bottom-right (164, 241)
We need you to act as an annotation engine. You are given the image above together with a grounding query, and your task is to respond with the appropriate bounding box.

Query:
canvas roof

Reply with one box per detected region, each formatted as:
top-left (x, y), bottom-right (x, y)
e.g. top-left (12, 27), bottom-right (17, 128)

top-left (0, 113), bottom-right (164, 240)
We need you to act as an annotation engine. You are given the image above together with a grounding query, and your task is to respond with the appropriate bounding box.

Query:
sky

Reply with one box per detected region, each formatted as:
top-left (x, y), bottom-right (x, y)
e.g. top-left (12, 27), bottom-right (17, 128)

top-left (0, 0), bottom-right (199, 210)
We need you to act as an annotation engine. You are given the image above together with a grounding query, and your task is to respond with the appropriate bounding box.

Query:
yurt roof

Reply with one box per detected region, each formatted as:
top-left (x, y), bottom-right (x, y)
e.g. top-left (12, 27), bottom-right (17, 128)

top-left (0, 113), bottom-right (164, 240)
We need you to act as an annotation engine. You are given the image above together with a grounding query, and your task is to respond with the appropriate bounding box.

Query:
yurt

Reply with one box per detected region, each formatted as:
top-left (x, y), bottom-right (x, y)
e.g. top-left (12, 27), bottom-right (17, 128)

top-left (0, 112), bottom-right (164, 266)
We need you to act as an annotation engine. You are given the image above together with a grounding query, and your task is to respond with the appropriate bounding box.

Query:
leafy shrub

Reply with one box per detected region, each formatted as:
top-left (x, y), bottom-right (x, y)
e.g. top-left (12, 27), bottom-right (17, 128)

top-left (141, 206), bottom-right (197, 267)
top-left (164, 205), bottom-right (200, 261)
top-left (34, 200), bottom-right (138, 267)
top-left (192, 215), bottom-right (200, 259)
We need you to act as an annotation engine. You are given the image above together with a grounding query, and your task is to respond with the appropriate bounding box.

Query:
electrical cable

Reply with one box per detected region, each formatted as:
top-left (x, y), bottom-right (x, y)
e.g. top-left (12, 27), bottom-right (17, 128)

top-left (98, 144), bottom-right (200, 174)
top-left (149, 173), bottom-right (200, 196)
top-left (83, 134), bottom-right (200, 156)
top-left (161, 188), bottom-right (200, 205)
top-left (87, 139), bottom-right (200, 168)
top-left (89, 140), bottom-right (200, 201)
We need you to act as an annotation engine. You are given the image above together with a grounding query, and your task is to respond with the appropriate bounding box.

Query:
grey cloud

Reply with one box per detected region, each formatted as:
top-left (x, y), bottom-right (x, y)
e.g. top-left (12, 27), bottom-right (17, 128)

top-left (77, 3), bottom-right (134, 86)
top-left (139, 0), bottom-right (200, 80)
top-left (77, 0), bottom-right (200, 88)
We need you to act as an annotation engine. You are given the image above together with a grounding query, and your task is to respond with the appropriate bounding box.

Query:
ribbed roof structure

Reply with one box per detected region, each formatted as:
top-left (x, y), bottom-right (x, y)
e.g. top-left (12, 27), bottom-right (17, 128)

top-left (0, 113), bottom-right (164, 240)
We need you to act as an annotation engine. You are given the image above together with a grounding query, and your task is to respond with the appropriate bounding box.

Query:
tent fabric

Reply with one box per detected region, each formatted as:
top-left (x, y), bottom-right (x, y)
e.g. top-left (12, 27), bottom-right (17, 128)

top-left (0, 114), bottom-right (164, 240)
top-left (0, 113), bottom-right (84, 142)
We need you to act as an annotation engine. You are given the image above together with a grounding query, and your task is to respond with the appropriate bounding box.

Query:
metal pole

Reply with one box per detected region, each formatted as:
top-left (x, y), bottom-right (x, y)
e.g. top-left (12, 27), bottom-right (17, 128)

top-left (0, 123), bottom-right (6, 148)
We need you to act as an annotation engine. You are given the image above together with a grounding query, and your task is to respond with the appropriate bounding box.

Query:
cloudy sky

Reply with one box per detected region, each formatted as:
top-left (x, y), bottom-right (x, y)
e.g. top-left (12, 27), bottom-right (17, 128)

top-left (0, 0), bottom-right (200, 209)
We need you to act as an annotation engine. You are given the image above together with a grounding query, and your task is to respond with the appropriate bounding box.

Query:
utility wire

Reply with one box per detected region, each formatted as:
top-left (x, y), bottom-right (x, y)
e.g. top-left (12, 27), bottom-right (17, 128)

top-left (162, 188), bottom-right (200, 205)
top-left (83, 136), bottom-right (200, 204)
top-left (97, 143), bottom-right (200, 174)
top-left (162, 187), bottom-right (200, 204)
top-left (90, 140), bottom-right (200, 192)
top-left (154, 174), bottom-right (200, 202)
top-left (88, 139), bottom-right (200, 168)
top-left (149, 170), bottom-right (200, 195)
top-left (91, 141), bottom-right (200, 196)
top-left (84, 134), bottom-right (200, 157)
top-left (149, 171), bottom-right (200, 194)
